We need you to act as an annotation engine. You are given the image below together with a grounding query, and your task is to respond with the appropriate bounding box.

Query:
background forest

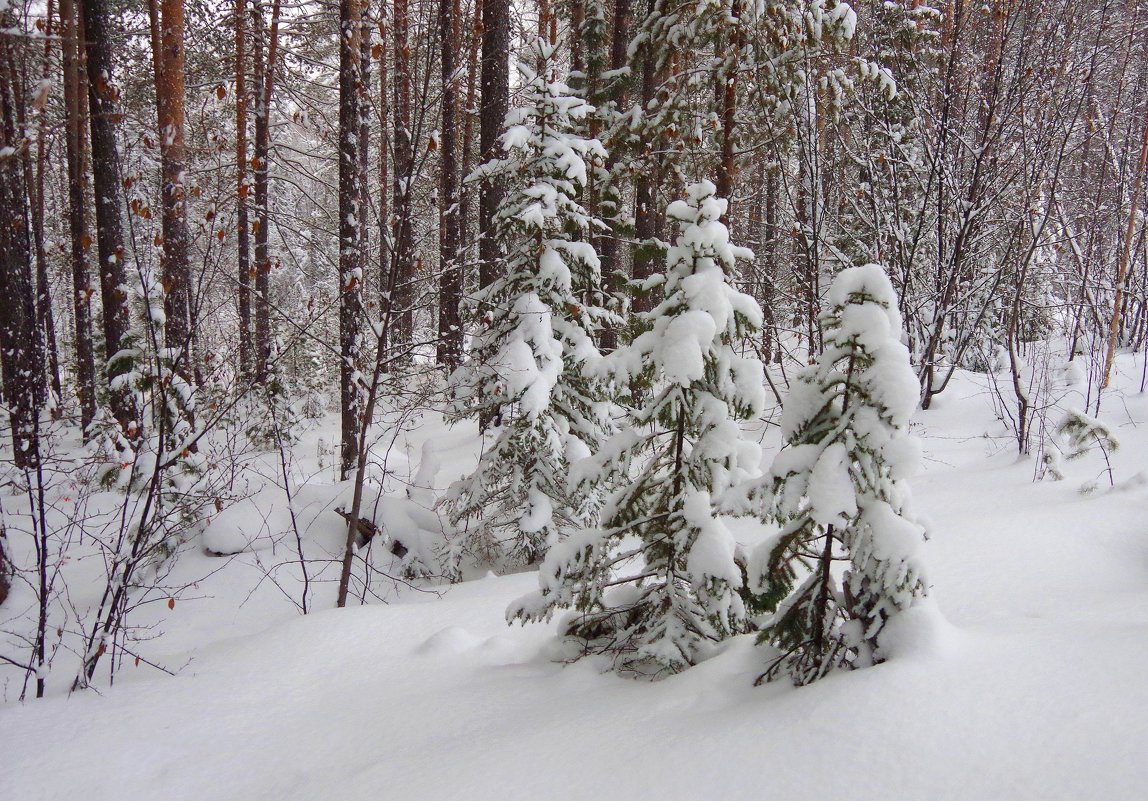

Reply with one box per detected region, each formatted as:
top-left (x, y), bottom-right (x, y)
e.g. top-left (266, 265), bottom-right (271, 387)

top-left (2, 0), bottom-right (1148, 788)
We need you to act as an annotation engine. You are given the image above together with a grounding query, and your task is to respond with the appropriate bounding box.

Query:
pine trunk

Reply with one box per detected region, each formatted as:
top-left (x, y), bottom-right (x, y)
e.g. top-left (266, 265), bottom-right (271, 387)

top-left (457, 0), bottom-right (481, 258)
top-left (79, 0), bottom-right (134, 433)
top-left (437, 0), bottom-right (462, 369)
top-left (31, 1), bottom-right (62, 408)
top-left (339, 0), bottom-right (364, 479)
top-left (0, 16), bottom-right (43, 468)
top-left (61, 0), bottom-right (98, 434)
top-left (478, 0), bottom-right (509, 291)
top-left (252, 1), bottom-right (281, 383)
top-left (632, 0), bottom-right (659, 316)
top-left (596, 0), bottom-right (629, 352)
top-left (236, 0), bottom-right (252, 378)
top-left (715, 0), bottom-right (740, 227)
top-left (390, 0), bottom-right (414, 351)
top-left (151, 0), bottom-right (194, 389)
top-left (377, 4), bottom-right (390, 311)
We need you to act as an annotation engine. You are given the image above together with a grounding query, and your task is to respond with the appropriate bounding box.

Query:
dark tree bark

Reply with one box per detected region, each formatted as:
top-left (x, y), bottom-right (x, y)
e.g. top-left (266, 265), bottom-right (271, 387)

top-left (0, 527), bottom-right (10, 608)
top-left (595, 0), bottom-right (629, 352)
top-left (359, 1), bottom-right (371, 290)
top-left (390, 0), bottom-right (414, 350)
top-left (377, 3), bottom-right (390, 309)
top-left (476, 0), bottom-right (509, 430)
top-left (79, 0), bottom-right (134, 433)
top-left (0, 16), bottom-right (43, 468)
top-left (236, 0), bottom-right (252, 377)
top-left (457, 0), bottom-right (481, 258)
top-left (437, 0), bottom-right (463, 369)
top-left (339, 0), bottom-right (364, 479)
top-left (252, 0), bottom-right (281, 384)
top-left (478, 0), bottom-right (509, 291)
top-left (631, 0), bottom-right (660, 317)
top-left (762, 167), bottom-right (779, 362)
top-left (715, 0), bottom-right (740, 227)
top-left (30, 0), bottom-right (62, 408)
top-left (61, 0), bottom-right (98, 434)
top-left (570, 0), bottom-right (584, 75)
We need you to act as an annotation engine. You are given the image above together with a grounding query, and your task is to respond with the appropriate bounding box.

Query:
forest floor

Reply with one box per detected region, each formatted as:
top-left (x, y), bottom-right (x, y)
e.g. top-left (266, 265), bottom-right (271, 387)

top-left (3, 351), bottom-right (1148, 800)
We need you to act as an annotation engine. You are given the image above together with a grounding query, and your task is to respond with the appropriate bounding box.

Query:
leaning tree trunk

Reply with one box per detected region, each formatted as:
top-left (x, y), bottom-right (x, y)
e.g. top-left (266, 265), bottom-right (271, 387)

top-left (79, 0), bottom-right (134, 434)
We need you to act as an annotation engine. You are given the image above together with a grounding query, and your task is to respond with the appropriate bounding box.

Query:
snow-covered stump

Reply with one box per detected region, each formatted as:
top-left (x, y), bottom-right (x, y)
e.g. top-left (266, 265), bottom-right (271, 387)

top-left (511, 181), bottom-right (765, 676)
top-left (751, 264), bottom-right (928, 686)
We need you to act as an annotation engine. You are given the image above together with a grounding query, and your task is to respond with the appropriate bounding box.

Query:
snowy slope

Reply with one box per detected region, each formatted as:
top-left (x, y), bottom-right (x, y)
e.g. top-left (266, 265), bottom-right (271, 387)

top-left (4, 358), bottom-right (1148, 801)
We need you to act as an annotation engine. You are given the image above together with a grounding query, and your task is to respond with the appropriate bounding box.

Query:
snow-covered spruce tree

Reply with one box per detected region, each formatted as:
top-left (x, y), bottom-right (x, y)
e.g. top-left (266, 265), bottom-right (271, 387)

top-left (443, 41), bottom-right (614, 576)
top-left (510, 181), bottom-right (765, 676)
top-left (751, 264), bottom-right (926, 686)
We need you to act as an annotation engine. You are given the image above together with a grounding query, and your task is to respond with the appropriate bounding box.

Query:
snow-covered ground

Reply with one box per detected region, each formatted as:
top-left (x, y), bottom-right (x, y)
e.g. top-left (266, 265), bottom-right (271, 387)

top-left (4, 354), bottom-right (1148, 800)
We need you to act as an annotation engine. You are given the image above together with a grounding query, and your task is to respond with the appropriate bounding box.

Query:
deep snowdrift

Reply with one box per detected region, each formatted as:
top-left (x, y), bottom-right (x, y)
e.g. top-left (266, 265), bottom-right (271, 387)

top-left (4, 359), bottom-right (1148, 801)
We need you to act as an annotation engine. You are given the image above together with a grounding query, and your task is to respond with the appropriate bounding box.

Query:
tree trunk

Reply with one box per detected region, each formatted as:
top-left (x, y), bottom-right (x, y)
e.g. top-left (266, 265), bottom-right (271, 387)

top-left (359, 2), bottom-right (372, 290)
top-left (150, 0), bottom-right (194, 391)
top-left (79, 0), bottom-right (134, 433)
top-left (339, 0), bottom-right (364, 479)
top-left (1101, 97), bottom-right (1148, 389)
top-left (479, 0), bottom-right (509, 291)
top-left (596, 0), bottom-right (629, 352)
top-left (391, 0), bottom-right (414, 351)
top-left (715, 0), bottom-right (740, 227)
top-left (631, 0), bottom-right (660, 316)
top-left (457, 0), bottom-right (480, 258)
top-left (61, 0), bottom-right (98, 434)
top-left (437, 0), bottom-right (462, 369)
top-left (252, 0), bottom-right (281, 383)
top-left (236, 0), bottom-right (252, 378)
top-left (0, 16), bottom-right (43, 468)
top-left (30, 0), bottom-right (62, 408)
top-left (377, 4), bottom-right (390, 311)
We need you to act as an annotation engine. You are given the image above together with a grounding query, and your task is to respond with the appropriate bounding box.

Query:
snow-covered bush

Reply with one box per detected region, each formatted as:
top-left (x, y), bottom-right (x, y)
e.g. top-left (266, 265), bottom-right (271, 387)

top-left (510, 181), bottom-right (765, 676)
top-left (752, 264), bottom-right (927, 686)
top-left (442, 41), bottom-right (615, 576)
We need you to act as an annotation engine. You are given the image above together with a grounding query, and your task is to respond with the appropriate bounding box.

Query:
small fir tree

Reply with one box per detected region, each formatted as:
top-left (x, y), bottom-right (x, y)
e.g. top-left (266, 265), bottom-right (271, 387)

top-left (510, 181), bottom-right (765, 676)
top-left (1051, 409), bottom-right (1118, 489)
top-left (752, 264), bottom-right (927, 686)
top-left (443, 41), bottom-right (615, 575)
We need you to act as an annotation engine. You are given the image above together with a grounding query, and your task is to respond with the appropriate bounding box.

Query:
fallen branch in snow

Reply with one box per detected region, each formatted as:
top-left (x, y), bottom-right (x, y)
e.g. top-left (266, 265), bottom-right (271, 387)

top-left (334, 508), bottom-right (379, 549)
top-left (333, 508), bottom-right (408, 558)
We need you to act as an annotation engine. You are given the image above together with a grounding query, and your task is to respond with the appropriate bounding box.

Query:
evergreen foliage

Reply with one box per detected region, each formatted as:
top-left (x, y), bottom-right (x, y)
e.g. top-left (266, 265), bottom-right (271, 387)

top-left (443, 41), bottom-right (615, 575)
top-left (1057, 409), bottom-right (1119, 461)
top-left (510, 181), bottom-right (765, 676)
top-left (752, 264), bottom-right (927, 686)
